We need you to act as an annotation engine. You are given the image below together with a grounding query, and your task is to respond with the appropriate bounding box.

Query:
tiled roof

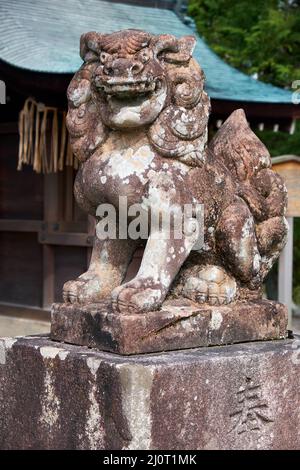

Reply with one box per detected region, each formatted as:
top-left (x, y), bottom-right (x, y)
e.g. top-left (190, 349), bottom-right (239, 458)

top-left (0, 0), bottom-right (294, 103)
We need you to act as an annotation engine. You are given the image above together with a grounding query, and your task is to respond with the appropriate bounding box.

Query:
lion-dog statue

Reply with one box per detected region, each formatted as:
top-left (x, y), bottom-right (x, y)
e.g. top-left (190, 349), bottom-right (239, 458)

top-left (63, 29), bottom-right (288, 314)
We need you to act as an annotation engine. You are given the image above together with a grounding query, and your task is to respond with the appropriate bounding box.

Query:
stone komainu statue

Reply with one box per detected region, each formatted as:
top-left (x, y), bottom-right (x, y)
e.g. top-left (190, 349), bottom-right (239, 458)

top-left (64, 29), bottom-right (288, 314)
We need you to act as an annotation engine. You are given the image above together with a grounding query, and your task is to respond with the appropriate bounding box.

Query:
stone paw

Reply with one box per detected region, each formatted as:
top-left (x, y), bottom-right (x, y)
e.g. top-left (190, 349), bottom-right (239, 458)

top-left (111, 279), bottom-right (163, 314)
top-left (63, 272), bottom-right (103, 304)
top-left (182, 265), bottom-right (237, 306)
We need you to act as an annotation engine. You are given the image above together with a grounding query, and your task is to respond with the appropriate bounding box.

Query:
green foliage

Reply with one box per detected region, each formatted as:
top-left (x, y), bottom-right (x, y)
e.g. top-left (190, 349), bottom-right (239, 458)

top-left (294, 285), bottom-right (300, 304)
top-left (256, 122), bottom-right (300, 157)
top-left (188, 0), bottom-right (300, 87)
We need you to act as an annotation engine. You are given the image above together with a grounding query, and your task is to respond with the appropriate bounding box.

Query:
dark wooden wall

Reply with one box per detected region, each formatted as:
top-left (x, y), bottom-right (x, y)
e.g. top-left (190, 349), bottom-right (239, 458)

top-left (0, 117), bottom-right (89, 310)
top-left (0, 71), bottom-right (144, 313)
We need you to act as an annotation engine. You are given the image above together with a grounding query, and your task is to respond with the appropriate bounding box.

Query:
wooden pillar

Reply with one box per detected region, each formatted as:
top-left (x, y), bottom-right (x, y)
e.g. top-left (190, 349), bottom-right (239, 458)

top-left (272, 156), bottom-right (300, 331)
top-left (42, 173), bottom-right (62, 309)
top-left (278, 216), bottom-right (294, 329)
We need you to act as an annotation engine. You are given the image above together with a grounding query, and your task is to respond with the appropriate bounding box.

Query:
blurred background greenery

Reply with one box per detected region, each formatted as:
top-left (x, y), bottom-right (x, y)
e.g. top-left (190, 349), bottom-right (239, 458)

top-left (189, 0), bottom-right (300, 304)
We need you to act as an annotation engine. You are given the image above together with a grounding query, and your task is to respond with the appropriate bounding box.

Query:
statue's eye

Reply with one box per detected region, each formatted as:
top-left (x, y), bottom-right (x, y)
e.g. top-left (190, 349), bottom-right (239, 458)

top-left (84, 51), bottom-right (98, 63)
top-left (100, 52), bottom-right (110, 64)
top-left (139, 50), bottom-right (150, 63)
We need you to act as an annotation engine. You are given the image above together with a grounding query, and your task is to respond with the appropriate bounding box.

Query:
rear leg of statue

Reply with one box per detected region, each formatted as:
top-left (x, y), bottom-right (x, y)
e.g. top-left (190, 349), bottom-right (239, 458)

top-left (182, 199), bottom-right (261, 305)
top-left (182, 265), bottom-right (237, 305)
top-left (63, 235), bottom-right (137, 304)
top-left (216, 198), bottom-right (262, 299)
top-left (255, 216), bottom-right (288, 281)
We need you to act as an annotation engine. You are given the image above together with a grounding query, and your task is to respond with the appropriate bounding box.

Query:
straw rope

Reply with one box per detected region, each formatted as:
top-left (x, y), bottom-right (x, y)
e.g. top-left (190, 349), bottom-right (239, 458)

top-left (18, 98), bottom-right (77, 173)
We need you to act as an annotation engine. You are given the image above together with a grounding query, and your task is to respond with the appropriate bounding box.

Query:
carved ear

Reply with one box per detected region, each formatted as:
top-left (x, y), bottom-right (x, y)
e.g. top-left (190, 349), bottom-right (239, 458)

top-left (164, 36), bottom-right (196, 64)
top-left (80, 32), bottom-right (102, 61)
top-left (152, 34), bottom-right (178, 57)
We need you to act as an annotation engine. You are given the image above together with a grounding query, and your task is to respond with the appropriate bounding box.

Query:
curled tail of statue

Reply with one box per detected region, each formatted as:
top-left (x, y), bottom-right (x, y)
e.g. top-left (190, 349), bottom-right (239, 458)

top-left (209, 109), bottom-right (288, 282)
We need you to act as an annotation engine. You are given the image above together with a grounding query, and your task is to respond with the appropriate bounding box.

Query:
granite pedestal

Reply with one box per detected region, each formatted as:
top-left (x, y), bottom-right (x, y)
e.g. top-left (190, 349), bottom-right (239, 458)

top-left (1, 334), bottom-right (300, 450)
top-left (51, 300), bottom-right (288, 355)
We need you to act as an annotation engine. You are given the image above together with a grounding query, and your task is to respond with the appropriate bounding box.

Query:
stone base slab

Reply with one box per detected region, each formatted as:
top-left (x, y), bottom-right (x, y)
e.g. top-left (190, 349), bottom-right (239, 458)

top-left (50, 300), bottom-right (288, 355)
top-left (0, 335), bottom-right (300, 449)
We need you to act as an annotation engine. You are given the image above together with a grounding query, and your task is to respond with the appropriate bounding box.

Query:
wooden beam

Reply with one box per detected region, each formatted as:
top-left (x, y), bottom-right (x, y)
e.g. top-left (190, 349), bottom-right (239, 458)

top-left (0, 219), bottom-right (42, 232)
top-left (43, 220), bottom-right (87, 233)
top-left (0, 219), bottom-right (88, 234)
top-left (39, 231), bottom-right (92, 247)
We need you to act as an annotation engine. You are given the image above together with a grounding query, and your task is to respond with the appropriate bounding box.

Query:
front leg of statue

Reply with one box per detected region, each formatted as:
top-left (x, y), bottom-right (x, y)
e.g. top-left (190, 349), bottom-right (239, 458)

top-left (63, 234), bottom-right (137, 304)
top-left (111, 217), bottom-right (200, 314)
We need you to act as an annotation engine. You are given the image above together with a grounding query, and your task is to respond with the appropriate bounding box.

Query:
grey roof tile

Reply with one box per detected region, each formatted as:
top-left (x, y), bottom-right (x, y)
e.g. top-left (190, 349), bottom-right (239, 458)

top-left (0, 0), bottom-right (294, 103)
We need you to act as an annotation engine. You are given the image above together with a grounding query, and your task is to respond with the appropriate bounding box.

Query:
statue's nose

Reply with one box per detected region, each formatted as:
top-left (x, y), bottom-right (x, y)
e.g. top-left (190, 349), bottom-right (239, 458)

top-left (130, 61), bottom-right (144, 75)
top-left (103, 59), bottom-right (144, 77)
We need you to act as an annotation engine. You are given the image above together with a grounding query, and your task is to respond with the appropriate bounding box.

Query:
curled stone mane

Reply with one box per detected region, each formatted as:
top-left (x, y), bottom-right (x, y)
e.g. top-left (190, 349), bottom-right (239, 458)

top-left (99, 30), bottom-right (151, 55)
top-left (148, 56), bottom-right (210, 166)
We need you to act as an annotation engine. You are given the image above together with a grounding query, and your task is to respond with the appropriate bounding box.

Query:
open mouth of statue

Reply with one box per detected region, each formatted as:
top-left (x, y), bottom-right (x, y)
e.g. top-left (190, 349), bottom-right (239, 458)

top-left (93, 76), bottom-right (167, 126)
top-left (94, 78), bottom-right (164, 103)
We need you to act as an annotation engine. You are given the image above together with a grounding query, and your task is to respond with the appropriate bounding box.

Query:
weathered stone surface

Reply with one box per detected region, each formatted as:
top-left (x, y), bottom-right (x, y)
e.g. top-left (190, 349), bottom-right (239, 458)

top-left (51, 299), bottom-right (288, 355)
top-left (0, 335), bottom-right (300, 450)
top-left (61, 28), bottom-right (288, 319)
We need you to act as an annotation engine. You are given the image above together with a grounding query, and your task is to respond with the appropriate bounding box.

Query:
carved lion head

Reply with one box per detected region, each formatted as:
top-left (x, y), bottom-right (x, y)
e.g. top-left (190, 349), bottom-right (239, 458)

top-left (67, 29), bottom-right (210, 166)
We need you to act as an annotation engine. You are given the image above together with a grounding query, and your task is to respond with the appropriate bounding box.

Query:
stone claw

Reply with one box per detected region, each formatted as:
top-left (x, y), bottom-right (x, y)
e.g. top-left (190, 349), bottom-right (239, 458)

top-left (111, 279), bottom-right (163, 314)
top-left (62, 273), bottom-right (103, 304)
top-left (182, 265), bottom-right (237, 306)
